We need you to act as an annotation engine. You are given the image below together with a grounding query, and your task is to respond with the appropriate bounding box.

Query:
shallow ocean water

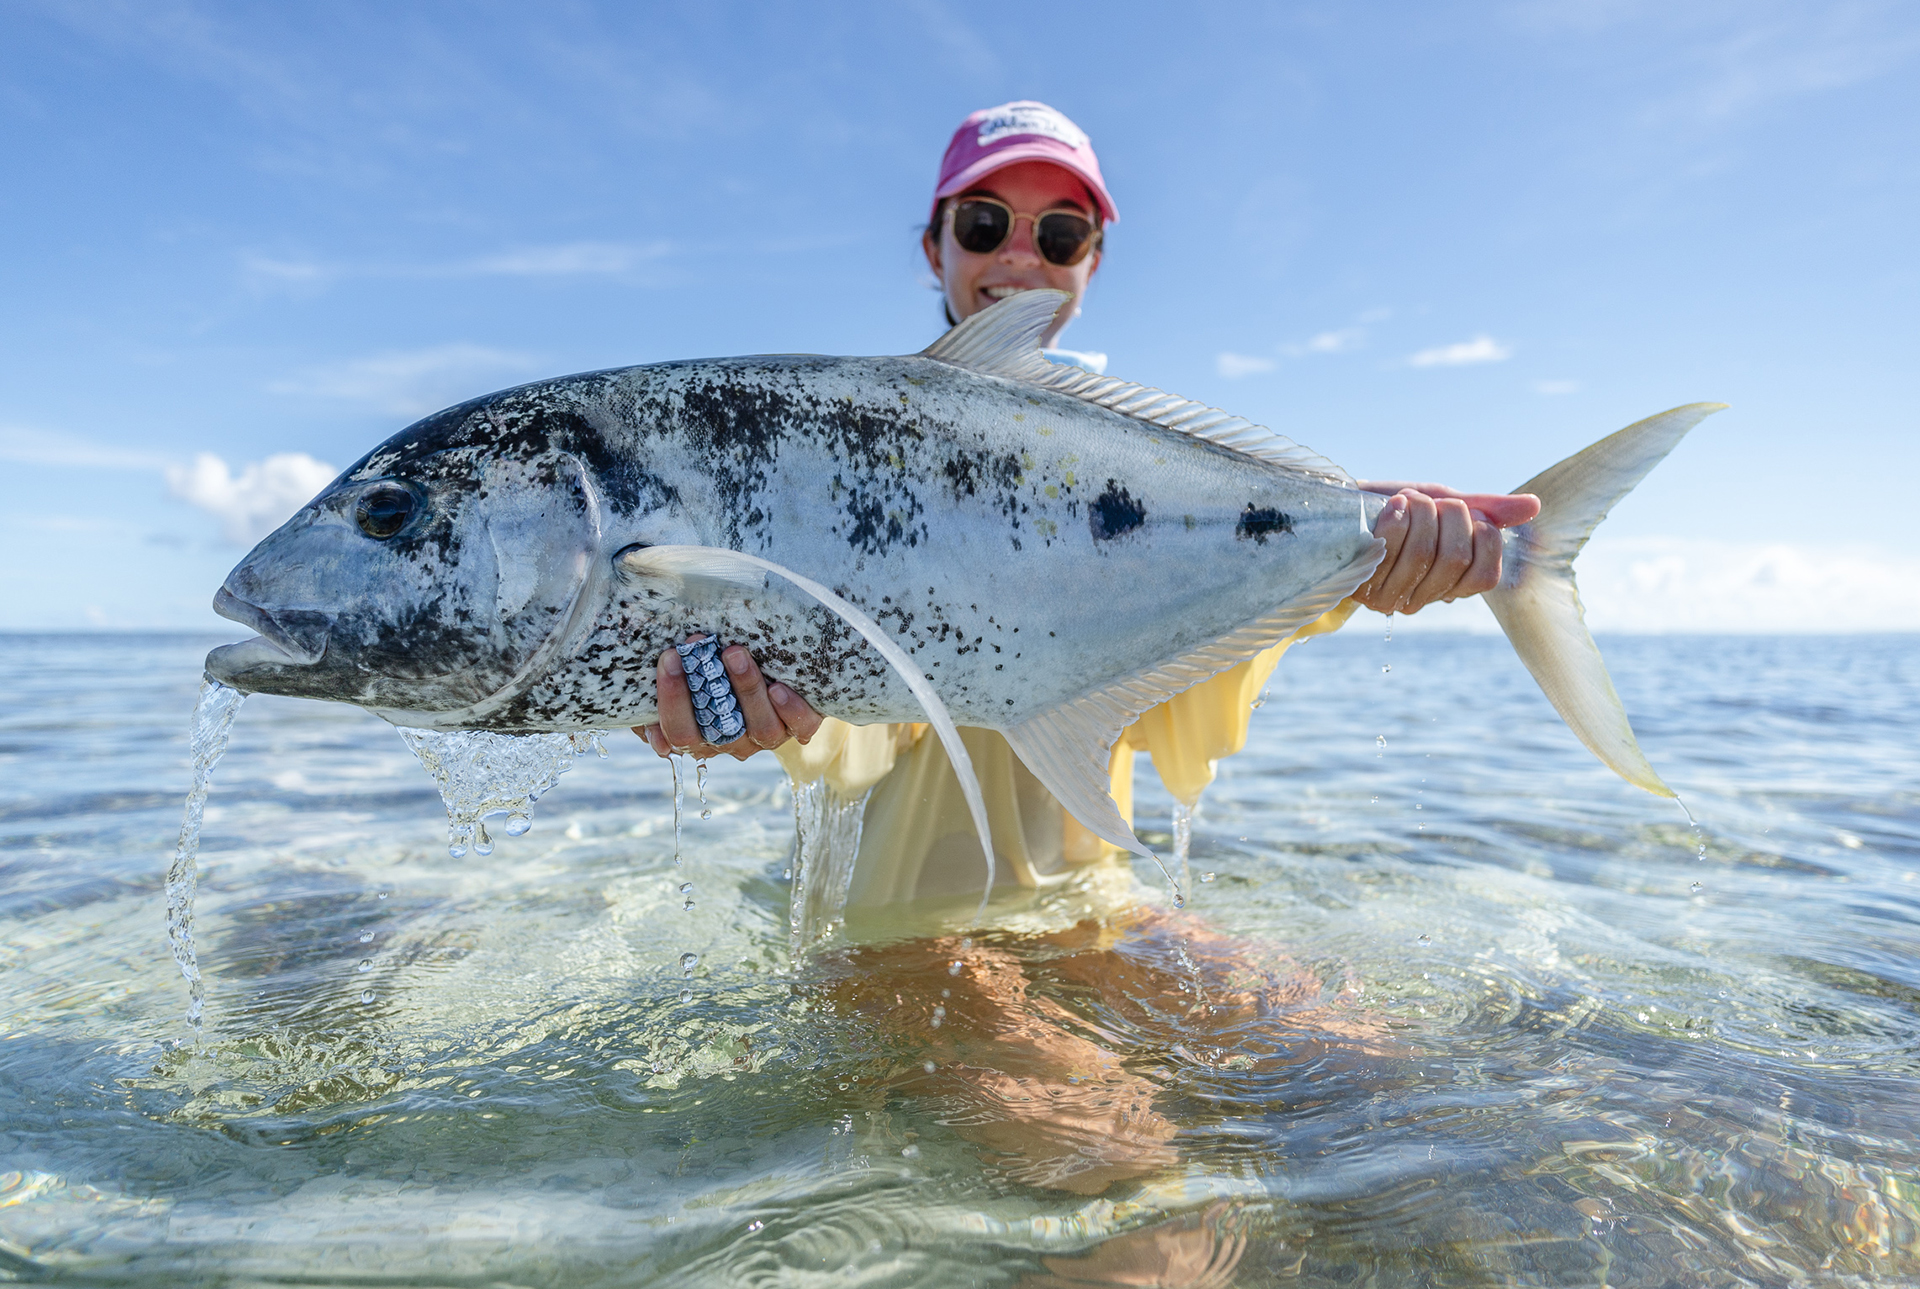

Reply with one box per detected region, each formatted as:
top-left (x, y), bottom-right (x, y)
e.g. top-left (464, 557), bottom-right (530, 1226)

top-left (2, 629), bottom-right (1917, 1286)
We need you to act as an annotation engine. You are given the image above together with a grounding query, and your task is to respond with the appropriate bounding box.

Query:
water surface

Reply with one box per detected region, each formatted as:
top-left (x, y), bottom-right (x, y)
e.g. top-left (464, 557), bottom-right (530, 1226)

top-left (1, 631), bottom-right (1916, 1285)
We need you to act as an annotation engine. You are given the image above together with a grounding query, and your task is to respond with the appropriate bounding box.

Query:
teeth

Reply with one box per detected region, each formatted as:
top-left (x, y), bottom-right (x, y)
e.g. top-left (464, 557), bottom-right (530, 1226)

top-left (985, 285), bottom-right (1031, 299)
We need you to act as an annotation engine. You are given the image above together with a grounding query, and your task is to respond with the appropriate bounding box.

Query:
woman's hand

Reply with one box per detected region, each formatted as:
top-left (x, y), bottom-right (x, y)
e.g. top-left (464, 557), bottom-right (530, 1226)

top-left (1353, 482), bottom-right (1542, 615)
top-left (633, 643), bottom-right (823, 760)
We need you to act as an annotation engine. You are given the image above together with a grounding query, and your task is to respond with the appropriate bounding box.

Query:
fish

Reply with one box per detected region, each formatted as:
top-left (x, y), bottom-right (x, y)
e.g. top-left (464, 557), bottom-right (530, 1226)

top-left (206, 289), bottom-right (1721, 880)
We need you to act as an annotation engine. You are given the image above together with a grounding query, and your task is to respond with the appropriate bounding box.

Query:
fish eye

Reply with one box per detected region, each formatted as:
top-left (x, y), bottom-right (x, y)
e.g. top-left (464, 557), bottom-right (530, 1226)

top-left (354, 482), bottom-right (421, 540)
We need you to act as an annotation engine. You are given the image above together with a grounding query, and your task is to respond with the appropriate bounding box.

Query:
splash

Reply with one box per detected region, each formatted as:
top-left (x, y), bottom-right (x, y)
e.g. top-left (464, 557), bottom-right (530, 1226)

top-left (788, 779), bottom-right (874, 958)
top-left (1171, 802), bottom-right (1195, 908)
top-left (165, 676), bottom-right (247, 1037)
top-left (398, 728), bottom-right (608, 857)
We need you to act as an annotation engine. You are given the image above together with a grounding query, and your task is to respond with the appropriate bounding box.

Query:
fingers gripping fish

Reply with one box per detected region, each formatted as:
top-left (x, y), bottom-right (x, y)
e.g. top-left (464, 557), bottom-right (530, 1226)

top-left (206, 290), bottom-right (1721, 895)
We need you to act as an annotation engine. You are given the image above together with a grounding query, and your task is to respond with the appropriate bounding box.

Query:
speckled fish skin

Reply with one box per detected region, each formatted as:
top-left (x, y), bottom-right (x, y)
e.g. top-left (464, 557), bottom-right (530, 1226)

top-left (205, 352), bottom-right (1383, 732)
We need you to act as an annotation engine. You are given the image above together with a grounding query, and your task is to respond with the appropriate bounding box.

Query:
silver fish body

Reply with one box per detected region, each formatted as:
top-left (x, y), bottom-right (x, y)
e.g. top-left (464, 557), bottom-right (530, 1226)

top-left (212, 352), bottom-right (1377, 732)
top-left (207, 291), bottom-right (1720, 861)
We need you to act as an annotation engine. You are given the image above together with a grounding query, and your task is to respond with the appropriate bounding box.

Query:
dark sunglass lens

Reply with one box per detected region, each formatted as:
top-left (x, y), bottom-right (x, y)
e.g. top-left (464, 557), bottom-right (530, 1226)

top-left (1036, 213), bottom-right (1095, 266)
top-left (952, 201), bottom-right (1010, 253)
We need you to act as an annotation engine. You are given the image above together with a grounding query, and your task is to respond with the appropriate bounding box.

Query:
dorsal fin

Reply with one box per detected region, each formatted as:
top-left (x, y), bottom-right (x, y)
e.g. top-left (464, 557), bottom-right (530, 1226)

top-left (918, 290), bottom-right (1353, 485)
top-left (919, 289), bottom-right (1067, 380)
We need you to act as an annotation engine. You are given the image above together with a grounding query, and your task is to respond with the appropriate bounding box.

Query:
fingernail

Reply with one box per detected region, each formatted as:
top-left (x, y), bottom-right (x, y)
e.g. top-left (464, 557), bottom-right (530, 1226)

top-left (663, 650), bottom-right (683, 676)
top-left (1469, 508), bottom-right (1488, 523)
top-left (724, 648), bottom-right (749, 676)
top-left (768, 682), bottom-right (793, 704)
top-left (1388, 495), bottom-right (1407, 514)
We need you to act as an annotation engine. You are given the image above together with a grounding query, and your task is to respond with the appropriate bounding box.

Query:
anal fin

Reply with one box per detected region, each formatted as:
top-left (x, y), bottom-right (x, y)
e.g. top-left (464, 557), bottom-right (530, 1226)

top-left (1003, 532), bottom-right (1385, 888)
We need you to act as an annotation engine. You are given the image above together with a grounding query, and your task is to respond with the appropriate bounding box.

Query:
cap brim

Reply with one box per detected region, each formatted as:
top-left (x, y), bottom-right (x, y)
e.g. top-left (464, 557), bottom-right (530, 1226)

top-left (932, 143), bottom-right (1118, 224)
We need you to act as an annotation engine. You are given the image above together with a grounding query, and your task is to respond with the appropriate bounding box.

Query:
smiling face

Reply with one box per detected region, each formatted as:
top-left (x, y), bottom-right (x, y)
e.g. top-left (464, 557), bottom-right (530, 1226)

top-left (923, 159), bottom-right (1103, 346)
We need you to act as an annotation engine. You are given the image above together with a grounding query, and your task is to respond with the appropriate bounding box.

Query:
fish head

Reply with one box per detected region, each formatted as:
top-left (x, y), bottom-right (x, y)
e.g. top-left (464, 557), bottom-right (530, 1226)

top-left (206, 392), bottom-right (605, 716)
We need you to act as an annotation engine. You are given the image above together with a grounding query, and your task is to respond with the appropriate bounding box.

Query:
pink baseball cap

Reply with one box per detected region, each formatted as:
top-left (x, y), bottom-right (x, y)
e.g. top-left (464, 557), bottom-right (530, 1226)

top-left (930, 100), bottom-right (1118, 226)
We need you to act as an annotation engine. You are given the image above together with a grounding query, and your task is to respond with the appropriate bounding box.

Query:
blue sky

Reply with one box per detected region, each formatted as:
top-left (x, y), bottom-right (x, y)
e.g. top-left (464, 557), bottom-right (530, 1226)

top-left (3, 1), bottom-right (1915, 631)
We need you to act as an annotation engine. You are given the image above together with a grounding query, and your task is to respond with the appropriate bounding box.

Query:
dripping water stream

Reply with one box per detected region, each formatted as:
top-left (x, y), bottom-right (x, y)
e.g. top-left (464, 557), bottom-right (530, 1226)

top-left (164, 676), bottom-right (246, 1037)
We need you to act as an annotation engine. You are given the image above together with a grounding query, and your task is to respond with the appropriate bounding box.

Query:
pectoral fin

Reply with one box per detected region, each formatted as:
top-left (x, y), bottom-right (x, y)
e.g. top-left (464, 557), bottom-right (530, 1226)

top-left (617, 544), bottom-right (1001, 915)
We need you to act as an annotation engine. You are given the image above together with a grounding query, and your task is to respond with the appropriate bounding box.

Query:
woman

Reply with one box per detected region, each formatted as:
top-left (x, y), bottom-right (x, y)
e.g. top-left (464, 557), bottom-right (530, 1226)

top-left (638, 100), bottom-right (1538, 913)
top-left (638, 104), bottom-right (1527, 1275)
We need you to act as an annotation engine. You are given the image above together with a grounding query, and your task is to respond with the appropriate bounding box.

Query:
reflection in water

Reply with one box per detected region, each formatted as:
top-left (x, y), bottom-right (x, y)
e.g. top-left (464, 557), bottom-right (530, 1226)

top-left (1, 632), bottom-right (1918, 1284)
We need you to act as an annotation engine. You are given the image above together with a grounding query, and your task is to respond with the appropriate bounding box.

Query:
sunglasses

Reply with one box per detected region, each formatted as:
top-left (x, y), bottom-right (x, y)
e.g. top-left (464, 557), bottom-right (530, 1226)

top-left (946, 197), bottom-right (1101, 267)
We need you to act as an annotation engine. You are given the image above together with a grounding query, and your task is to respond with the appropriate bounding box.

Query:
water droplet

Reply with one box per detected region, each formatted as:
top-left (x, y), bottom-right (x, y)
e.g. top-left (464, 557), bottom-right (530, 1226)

top-left (447, 842), bottom-right (468, 859)
top-left (838, 1081), bottom-right (850, 1091)
top-left (930, 1005), bottom-right (945, 1029)
top-left (948, 960), bottom-right (962, 976)
top-left (358, 930), bottom-right (374, 943)
top-left (679, 951), bottom-right (699, 975)
top-left (503, 813), bottom-right (532, 837)
top-left (378, 892), bottom-right (388, 899)
top-left (1250, 686), bottom-right (1270, 710)
top-left (472, 822), bottom-right (493, 856)
top-left (922, 1060), bottom-right (937, 1074)
top-left (1382, 663), bottom-right (1391, 674)
top-left (1377, 734), bottom-right (1387, 750)
top-left (1417, 934), bottom-right (1433, 947)
top-left (900, 1145), bottom-right (920, 1159)
top-left (695, 760), bottom-right (711, 821)
top-left (1200, 872), bottom-right (1216, 883)
top-left (357, 958), bottom-right (373, 972)
top-left (166, 678), bottom-right (248, 1037)
top-left (940, 988), bottom-right (950, 998)
top-left (1172, 892), bottom-right (1186, 909)
top-left (359, 989), bottom-right (375, 1004)
top-left (1690, 881), bottom-right (1703, 894)
top-left (671, 753), bottom-right (685, 867)
top-left (959, 937), bottom-right (973, 950)
top-left (678, 987), bottom-right (692, 1004)
top-left (747, 1219), bottom-right (765, 1233)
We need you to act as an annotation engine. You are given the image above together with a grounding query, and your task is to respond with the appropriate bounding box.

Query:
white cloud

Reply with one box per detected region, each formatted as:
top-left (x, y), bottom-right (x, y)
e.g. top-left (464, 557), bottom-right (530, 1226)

top-left (240, 241), bottom-right (672, 291)
top-left (269, 344), bottom-right (536, 417)
top-left (1408, 335), bottom-right (1513, 367)
top-left (1534, 379), bottom-right (1582, 395)
top-left (463, 240), bottom-right (671, 277)
top-left (1285, 327), bottom-right (1365, 357)
top-left (0, 425), bottom-right (171, 471)
top-left (1216, 352), bottom-right (1277, 379)
top-left (165, 452), bottom-right (339, 545)
top-left (1379, 537), bottom-right (1920, 634)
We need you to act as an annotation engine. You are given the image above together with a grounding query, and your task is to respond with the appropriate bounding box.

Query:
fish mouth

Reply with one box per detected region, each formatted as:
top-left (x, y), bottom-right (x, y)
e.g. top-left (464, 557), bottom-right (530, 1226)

top-left (212, 587), bottom-right (331, 666)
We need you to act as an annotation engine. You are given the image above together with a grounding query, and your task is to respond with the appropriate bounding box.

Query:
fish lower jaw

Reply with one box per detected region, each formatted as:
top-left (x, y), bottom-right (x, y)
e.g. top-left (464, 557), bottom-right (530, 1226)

top-left (212, 587), bottom-right (328, 666)
top-left (204, 635), bottom-right (303, 689)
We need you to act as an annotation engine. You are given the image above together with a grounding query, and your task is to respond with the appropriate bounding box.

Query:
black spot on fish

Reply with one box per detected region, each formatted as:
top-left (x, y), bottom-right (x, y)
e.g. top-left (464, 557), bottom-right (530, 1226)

top-left (1236, 505), bottom-right (1292, 544)
top-left (1089, 481), bottom-right (1145, 541)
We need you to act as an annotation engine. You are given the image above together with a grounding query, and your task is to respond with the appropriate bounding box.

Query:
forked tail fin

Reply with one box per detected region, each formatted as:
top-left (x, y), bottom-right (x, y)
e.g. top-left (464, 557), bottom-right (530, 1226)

top-left (1483, 403), bottom-right (1726, 796)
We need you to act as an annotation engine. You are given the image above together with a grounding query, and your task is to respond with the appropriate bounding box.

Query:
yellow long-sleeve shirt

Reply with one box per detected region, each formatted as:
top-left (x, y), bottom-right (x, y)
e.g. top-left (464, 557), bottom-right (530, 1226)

top-left (775, 600), bottom-right (1359, 910)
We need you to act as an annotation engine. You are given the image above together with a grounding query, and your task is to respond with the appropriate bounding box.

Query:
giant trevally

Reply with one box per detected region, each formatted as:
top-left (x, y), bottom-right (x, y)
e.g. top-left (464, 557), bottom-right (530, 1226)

top-left (206, 290), bottom-right (1720, 880)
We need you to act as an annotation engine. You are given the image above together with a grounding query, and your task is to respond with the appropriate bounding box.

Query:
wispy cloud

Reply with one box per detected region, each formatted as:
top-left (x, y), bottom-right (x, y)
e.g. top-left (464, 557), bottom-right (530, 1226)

top-left (0, 425), bottom-right (172, 471)
top-left (241, 240), bottom-right (674, 291)
top-left (1286, 327), bottom-right (1366, 357)
top-left (1, 423), bottom-right (335, 546)
top-left (463, 240), bottom-right (672, 277)
top-left (1534, 379), bottom-right (1582, 395)
top-left (268, 343), bottom-right (537, 417)
top-left (165, 452), bottom-right (339, 545)
top-left (1378, 537), bottom-right (1920, 634)
top-left (1408, 335), bottom-right (1513, 367)
top-left (1216, 352), bottom-right (1278, 379)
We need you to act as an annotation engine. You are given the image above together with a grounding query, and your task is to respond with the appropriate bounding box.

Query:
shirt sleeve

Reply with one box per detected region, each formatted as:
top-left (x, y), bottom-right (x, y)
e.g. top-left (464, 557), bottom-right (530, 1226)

top-left (773, 718), bottom-right (904, 798)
